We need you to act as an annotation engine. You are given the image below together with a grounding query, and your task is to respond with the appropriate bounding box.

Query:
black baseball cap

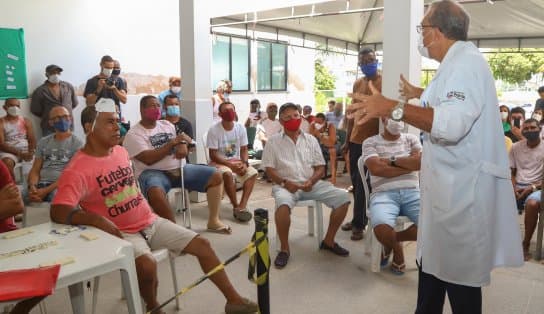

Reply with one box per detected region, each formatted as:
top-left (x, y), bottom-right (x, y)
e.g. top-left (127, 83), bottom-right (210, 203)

top-left (45, 64), bottom-right (63, 74)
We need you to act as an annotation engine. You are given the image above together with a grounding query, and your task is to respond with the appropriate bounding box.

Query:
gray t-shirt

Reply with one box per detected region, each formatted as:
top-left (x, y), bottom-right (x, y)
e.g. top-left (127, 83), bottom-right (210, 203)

top-left (509, 139), bottom-right (544, 185)
top-left (36, 134), bottom-right (83, 182)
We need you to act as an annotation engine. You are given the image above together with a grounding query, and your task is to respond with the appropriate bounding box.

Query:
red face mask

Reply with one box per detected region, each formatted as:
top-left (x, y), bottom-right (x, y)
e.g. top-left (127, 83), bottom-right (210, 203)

top-left (283, 118), bottom-right (302, 132)
top-left (143, 107), bottom-right (161, 121)
top-left (222, 109), bottom-right (236, 122)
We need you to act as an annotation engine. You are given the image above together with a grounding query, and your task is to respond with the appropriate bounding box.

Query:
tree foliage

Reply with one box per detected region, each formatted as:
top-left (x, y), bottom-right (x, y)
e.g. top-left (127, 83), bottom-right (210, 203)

top-left (314, 59), bottom-right (336, 91)
top-left (487, 49), bottom-right (544, 84)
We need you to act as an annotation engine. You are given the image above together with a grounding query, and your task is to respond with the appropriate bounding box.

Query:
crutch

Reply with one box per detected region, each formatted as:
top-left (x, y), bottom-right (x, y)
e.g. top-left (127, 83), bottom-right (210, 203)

top-left (178, 159), bottom-right (192, 228)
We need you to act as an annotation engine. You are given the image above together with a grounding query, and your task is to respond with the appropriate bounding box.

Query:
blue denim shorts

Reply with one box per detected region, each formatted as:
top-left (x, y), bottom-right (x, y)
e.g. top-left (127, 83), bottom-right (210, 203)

top-left (369, 188), bottom-right (420, 228)
top-left (527, 190), bottom-right (541, 202)
top-left (138, 164), bottom-right (216, 197)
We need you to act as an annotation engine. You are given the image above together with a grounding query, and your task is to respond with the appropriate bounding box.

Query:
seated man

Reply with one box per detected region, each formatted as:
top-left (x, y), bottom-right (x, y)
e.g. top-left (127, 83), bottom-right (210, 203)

top-left (26, 107), bottom-right (83, 203)
top-left (362, 118), bottom-right (421, 275)
top-left (0, 98), bottom-right (36, 179)
top-left (509, 118), bottom-right (544, 258)
top-left (509, 118), bottom-right (544, 217)
top-left (50, 103), bottom-right (257, 313)
top-left (262, 103), bottom-right (350, 269)
top-left (124, 96), bottom-right (230, 234)
top-left (207, 102), bottom-right (258, 223)
top-left (255, 102), bottom-right (281, 150)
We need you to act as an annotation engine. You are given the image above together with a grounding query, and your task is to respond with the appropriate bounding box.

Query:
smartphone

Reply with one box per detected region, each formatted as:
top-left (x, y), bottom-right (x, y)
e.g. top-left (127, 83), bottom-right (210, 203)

top-left (513, 118), bottom-right (521, 128)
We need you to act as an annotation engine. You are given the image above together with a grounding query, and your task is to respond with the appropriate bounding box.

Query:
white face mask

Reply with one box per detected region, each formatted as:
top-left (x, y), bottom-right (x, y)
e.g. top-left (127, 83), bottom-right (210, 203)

top-left (48, 74), bottom-right (60, 84)
top-left (223, 92), bottom-right (230, 100)
top-left (500, 112), bottom-right (509, 121)
top-left (102, 68), bottom-right (113, 77)
top-left (171, 86), bottom-right (181, 94)
top-left (386, 119), bottom-right (405, 135)
top-left (7, 106), bottom-right (20, 117)
top-left (314, 123), bottom-right (324, 130)
top-left (533, 114), bottom-right (542, 122)
top-left (417, 33), bottom-right (431, 59)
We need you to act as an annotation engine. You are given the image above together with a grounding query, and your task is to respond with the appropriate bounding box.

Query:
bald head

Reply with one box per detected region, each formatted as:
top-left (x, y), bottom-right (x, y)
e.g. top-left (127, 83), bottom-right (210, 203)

top-left (427, 0), bottom-right (469, 41)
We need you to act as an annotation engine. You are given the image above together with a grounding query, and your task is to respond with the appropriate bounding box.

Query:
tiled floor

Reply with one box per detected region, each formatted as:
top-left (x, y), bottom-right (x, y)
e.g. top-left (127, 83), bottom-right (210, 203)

top-left (16, 171), bottom-right (544, 313)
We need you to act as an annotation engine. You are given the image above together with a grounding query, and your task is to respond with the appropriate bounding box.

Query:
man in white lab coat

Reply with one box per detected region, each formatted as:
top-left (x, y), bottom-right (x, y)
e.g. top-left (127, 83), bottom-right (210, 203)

top-left (348, 1), bottom-right (523, 313)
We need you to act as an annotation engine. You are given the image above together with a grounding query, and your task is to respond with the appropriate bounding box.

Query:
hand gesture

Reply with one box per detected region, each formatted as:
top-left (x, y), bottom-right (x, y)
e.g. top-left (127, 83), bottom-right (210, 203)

top-left (347, 80), bottom-right (396, 126)
top-left (399, 74), bottom-right (423, 100)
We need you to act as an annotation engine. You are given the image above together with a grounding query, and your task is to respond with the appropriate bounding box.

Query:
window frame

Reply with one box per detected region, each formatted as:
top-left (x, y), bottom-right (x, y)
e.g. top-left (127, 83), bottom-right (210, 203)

top-left (256, 39), bottom-right (288, 92)
top-left (212, 34), bottom-right (251, 92)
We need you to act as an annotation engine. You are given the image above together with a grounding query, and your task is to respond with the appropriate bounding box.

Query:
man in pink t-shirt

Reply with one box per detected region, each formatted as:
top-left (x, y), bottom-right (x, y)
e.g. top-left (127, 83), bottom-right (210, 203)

top-left (50, 103), bottom-right (257, 314)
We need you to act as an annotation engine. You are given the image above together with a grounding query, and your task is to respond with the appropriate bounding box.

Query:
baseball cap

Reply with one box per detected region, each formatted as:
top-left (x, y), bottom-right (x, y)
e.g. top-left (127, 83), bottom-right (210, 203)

top-left (45, 64), bottom-right (63, 74)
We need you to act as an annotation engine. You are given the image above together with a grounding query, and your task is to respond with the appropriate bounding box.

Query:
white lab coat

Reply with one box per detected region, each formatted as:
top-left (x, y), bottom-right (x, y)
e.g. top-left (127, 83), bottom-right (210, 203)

top-left (417, 41), bottom-right (523, 287)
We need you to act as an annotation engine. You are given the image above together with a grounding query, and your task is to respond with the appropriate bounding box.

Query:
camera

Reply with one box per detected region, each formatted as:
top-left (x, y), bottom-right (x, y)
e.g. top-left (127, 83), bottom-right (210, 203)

top-left (106, 77), bottom-right (116, 87)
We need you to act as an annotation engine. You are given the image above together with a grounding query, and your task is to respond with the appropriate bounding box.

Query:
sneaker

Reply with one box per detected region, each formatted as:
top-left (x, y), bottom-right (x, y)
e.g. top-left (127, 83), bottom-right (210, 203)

top-left (319, 241), bottom-right (349, 256)
top-left (225, 297), bottom-right (259, 314)
top-left (233, 209), bottom-right (252, 222)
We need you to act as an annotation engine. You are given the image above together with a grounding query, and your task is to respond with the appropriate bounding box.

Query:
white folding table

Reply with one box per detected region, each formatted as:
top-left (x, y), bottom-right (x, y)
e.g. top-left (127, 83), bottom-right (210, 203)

top-left (0, 222), bottom-right (142, 314)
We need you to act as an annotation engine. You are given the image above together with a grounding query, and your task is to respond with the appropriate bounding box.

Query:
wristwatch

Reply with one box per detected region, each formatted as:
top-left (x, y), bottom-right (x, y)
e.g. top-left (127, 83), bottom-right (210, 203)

top-left (389, 156), bottom-right (397, 167)
top-left (391, 101), bottom-right (405, 121)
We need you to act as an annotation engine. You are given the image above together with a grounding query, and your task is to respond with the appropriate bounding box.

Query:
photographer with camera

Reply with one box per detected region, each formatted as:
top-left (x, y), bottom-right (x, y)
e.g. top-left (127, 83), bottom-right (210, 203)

top-left (83, 55), bottom-right (127, 114)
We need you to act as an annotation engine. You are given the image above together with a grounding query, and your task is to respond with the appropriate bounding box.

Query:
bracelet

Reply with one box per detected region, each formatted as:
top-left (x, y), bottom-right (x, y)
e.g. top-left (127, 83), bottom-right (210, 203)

top-left (65, 209), bottom-right (81, 225)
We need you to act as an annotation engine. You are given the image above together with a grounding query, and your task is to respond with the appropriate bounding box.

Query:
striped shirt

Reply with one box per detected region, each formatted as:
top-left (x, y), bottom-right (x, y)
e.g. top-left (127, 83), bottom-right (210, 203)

top-left (261, 131), bottom-right (325, 184)
top-left (362, 133), bottom-right (421, 192)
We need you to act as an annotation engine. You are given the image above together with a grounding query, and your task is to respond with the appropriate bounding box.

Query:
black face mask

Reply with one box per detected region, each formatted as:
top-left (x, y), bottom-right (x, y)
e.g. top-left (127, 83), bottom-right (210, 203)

top-left (112, 69), bottom-right (121, 76)
top-left (523, 130), bottom-right (540, 141)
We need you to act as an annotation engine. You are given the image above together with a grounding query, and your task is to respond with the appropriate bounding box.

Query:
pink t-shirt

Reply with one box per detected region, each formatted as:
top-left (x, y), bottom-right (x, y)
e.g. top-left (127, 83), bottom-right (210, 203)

top-left (52, 145), bottom-right (156, 233)
top-left (123, 120), bottom-right (183, 177)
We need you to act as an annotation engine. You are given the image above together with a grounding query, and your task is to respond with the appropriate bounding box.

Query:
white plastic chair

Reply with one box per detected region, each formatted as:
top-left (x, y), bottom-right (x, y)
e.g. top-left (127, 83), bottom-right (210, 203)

top-left (91, 248), bottom-right (180, 314)
top-left (358, 156), bottom-right (411, 273)
top-left (168, 159), bottom-right (192, 228)
top-left (274, 199), bottom-right (324, 250)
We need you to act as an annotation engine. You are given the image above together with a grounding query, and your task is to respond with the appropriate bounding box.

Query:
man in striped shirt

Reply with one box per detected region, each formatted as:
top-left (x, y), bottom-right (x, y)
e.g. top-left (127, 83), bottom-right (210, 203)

top-left (362, 118), bottom-right (421, 275)
top-left (262, 103), bottom-right (351, 269)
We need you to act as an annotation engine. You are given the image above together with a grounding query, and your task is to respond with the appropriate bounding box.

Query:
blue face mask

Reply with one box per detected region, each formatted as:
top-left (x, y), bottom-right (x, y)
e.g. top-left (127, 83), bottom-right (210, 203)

top-left (53, 118), bottom-right (71, 132)
top-left (166, 105), bottom-right (181, 117)
top-left (360, 62), bottom-right (378, 77)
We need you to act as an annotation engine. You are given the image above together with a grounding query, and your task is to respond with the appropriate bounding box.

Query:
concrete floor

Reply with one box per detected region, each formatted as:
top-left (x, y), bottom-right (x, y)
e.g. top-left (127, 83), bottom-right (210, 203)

top-left (19, 171), bottom-right (544, 314)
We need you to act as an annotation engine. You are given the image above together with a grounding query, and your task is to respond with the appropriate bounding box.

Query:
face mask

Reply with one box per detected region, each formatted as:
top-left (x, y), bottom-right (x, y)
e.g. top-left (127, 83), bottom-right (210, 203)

top-left (6, 106), bottom-right (20, 117)
top-left (314, 123), bottom-right (324, 130)
top-left (523, 130), bottom-right (540, 141)
top-left (102, 68), bottom-right (113, 77)
top-left (533, 114), bottom-right (542, 121)
top-left (112, 69), bottom-right (121, 76)
top-left (221, 109), bottom-right (236, 122)
top-left (223, 92), bottom-right (230, 100)
top-left (166, 105), bottom-right (180, 117)
top-left (386, 119), bottom-right (405, 135)
top-left (53, 118), bottom-right (71, 132)
top-left (284, 118), bottom-right (302, 132)
top-left (143, 107), bottom-right (161, 121)
top-left (417, 33), bottom-right (431, 59)
top-left (48, 74), bottom-right (60, 84)
top-left (360, 62), bottom-right (378, 77)
top-left (170, 86), bottom-right (181, 94)
top-left (500, 112), bottom-right (509, 121)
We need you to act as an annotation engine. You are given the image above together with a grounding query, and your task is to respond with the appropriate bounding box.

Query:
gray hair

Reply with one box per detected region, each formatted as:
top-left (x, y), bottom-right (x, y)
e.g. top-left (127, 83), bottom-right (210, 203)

top-left (428, 0), bottom-right (470, 41)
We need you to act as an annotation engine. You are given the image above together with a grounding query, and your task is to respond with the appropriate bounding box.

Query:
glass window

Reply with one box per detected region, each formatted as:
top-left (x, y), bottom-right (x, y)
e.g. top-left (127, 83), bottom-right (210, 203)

top-left (257, 41), bottom-right (287, 91)
top-left (212, 35), bottom-right (250, 91)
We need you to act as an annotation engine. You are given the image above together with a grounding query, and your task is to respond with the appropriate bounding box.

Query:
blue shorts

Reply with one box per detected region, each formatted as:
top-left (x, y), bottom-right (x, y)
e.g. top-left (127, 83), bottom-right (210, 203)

top-left (272, 180), bottom-right (350, 212)
top-left (138, 164), bottom-right (216, 197)
top-left (369, 188), bottom-right (420, 228)
top-left (527, 190), bottom-right (541, 202)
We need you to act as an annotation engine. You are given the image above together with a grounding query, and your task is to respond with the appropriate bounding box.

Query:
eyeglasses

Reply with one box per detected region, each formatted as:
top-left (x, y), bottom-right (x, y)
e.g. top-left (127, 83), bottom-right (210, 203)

top-left (416, 24), bottom-right (435, 33)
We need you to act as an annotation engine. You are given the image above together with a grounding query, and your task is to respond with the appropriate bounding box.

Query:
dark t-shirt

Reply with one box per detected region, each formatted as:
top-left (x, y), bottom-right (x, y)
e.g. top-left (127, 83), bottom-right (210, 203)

top-left (534, 98), bottom-right (544, 112)
top-left (83, 75), bottom-right (127, 108)
top-left (171, 117), bottom-right (194, 139)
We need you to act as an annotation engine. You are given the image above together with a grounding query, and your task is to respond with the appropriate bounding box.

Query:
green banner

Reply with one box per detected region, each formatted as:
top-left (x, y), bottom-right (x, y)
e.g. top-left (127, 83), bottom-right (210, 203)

top-left (0, 28), bottom-right (28, 99)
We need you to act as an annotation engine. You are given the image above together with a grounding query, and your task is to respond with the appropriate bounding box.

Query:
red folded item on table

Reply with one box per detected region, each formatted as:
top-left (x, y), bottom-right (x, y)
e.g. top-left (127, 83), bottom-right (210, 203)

top-left (0, 265), bottom-right (61, 301)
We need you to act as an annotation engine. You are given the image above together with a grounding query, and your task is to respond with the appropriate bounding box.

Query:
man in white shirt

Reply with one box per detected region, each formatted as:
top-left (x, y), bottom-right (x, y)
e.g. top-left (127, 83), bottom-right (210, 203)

top-left (124, 96), bottom-right (231, 234)
top-left (348, 1), bottom-right (523, 312)
top-left (262, 103), bottom-right (350, 269)
top-left (363, 118), bottom-right (421, 275)
top-left (207, 102), bottom-right (258, 223)
top-left (255, 102), bottom-right (282, 150)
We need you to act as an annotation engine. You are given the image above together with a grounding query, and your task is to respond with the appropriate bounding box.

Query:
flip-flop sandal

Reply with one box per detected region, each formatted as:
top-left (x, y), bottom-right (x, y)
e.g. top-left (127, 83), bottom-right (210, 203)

top-left (206, 225), bottom-right (233, 235)
top-left (391, 261), bottom-right (406, 275)
top-left (233, 209), bottom-right (252, 222)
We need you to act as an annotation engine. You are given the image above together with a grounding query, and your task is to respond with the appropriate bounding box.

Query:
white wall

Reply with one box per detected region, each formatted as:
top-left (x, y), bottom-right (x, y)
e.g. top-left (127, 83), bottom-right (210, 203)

top-left (0, 0), bottom-right (316, 141)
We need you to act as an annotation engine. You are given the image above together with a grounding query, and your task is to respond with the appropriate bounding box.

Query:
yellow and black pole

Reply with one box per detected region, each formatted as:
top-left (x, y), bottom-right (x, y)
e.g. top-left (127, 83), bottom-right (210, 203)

top-left (248, 208), bottom-right (270, 314)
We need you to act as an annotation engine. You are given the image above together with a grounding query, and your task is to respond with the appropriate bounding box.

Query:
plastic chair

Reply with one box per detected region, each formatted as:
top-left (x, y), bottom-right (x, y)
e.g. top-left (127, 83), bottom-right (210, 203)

top-left (535, 166), bottom-right (544, 260)
top-left (169, 159), bottom-right (192, 228)
top-left (274, 199), bottom-right (324, 250)
top-left (358, 156), bottom-right (411, 273)
top-left (91, 248), bottom-right (180, 314)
